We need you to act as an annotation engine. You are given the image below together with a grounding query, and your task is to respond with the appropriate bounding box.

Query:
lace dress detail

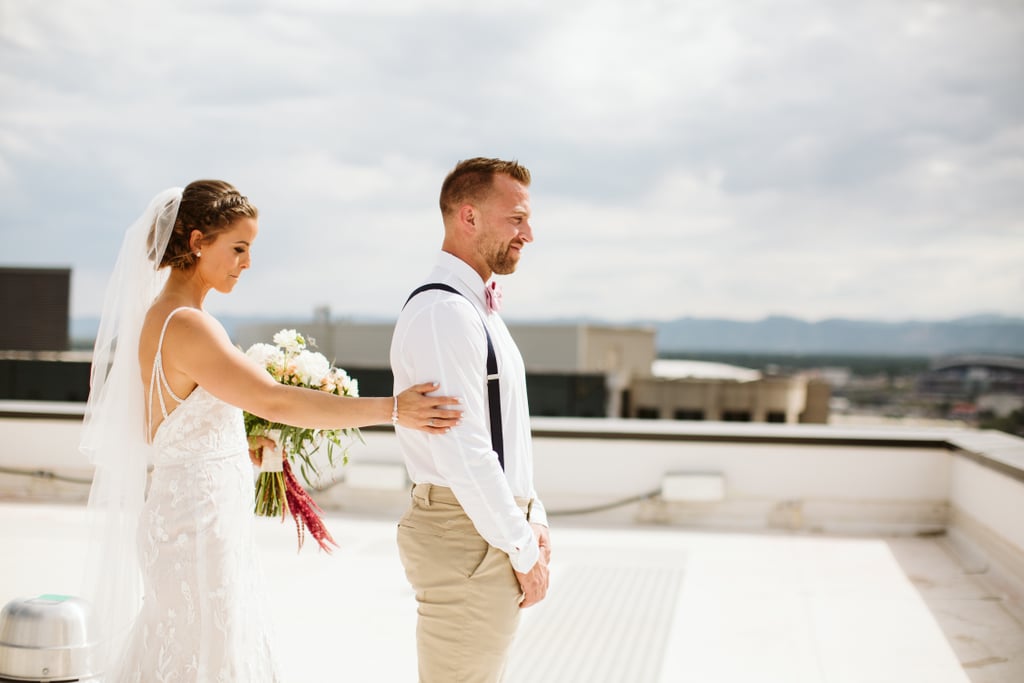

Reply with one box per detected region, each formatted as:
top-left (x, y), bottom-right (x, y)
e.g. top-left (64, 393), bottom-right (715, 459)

top-left (116, 308), bottom-right (281, 682)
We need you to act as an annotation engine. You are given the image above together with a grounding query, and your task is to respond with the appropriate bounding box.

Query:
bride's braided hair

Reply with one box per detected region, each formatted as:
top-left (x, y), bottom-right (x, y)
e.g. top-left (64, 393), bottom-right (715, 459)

top-left (158, 180), bottom-right (258, 270)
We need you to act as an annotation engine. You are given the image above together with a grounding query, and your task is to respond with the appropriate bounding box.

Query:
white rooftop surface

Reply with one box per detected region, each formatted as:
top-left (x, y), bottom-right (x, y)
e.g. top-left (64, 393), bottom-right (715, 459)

top-left (3, 502), bottom-right (1023, 682)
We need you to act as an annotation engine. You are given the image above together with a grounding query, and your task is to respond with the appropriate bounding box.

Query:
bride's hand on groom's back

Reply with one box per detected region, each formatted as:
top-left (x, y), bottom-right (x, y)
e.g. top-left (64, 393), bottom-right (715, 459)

top-left (396, 382), bottom-right (462, 434)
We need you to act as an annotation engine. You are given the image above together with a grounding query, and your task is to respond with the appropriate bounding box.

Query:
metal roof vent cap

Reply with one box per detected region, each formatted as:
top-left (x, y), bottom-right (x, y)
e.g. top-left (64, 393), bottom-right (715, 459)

top-left (0, 594), bottom-right (98, 682)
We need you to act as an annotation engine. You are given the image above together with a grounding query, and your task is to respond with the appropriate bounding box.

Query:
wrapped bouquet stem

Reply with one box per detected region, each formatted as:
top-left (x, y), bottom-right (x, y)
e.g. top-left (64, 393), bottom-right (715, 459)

top-left (244, 330), bottom-right (364, 552)
top-left (253, 429), bottom-right (287, 518)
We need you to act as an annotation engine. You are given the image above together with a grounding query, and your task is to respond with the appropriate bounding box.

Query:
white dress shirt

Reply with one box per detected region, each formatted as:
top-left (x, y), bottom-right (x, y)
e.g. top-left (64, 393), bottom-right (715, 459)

top-left (390, 251), bottom-right (547, 573)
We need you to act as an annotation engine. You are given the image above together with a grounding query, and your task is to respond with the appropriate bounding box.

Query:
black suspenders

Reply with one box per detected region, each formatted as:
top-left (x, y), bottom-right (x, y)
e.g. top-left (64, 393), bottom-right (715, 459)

top-left (403, 283), bottom-right (505, 470)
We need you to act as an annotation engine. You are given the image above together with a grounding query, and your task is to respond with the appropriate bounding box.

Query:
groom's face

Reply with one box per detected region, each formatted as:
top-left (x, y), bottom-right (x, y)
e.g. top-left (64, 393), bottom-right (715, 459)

top-left (474, 174), bottom-right (533, 276)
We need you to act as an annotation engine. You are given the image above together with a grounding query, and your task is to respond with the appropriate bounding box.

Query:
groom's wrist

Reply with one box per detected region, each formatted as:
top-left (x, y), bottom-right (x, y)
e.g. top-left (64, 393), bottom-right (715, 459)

top-left (510, 537), bottom-right (540, 573)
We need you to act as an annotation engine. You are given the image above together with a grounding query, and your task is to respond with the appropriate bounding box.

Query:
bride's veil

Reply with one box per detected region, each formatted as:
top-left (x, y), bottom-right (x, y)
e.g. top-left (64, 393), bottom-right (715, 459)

top-left (79, 187), bottom-right (182, 672)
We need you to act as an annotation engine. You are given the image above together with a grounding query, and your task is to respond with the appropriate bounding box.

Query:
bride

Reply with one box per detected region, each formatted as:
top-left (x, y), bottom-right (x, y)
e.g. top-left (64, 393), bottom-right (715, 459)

top-left (80, 180), bottom-right (461, 681)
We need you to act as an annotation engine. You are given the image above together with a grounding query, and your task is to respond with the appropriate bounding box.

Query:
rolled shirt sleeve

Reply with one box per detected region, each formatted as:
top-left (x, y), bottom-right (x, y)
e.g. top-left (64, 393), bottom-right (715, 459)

top-left (527, 494), bottom-right (548, 528)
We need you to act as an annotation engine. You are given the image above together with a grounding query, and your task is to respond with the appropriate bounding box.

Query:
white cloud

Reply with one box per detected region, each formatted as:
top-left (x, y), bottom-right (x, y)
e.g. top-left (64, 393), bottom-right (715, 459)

top-left (1, 0), bottom-right (1021, 324)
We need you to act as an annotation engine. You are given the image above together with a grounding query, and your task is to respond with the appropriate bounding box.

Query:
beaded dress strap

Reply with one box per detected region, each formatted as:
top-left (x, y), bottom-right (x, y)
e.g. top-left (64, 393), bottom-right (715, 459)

top-left (146, 307), bottom-right (193, 442)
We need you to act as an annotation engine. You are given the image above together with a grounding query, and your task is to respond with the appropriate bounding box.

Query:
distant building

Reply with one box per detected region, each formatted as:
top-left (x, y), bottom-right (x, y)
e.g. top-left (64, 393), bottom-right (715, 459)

top-left (630, 359), bottom-right (829, 424)
top-left (976, 394), bottom-right (1024, 419)
top-left (917, 355), bottom-right (1024, 400)
top-left (236, 320), bottom-right (650, 419)
top-left (0, 287), bottom-right (831, 422)
top-left (915, 355), bottom-right (1024, 423)
top-left (0, 267), bottom-right (71, 351)
top-left (0, 267), bottom-right (85, 402)
top-left (237, 317), bottom-right (830, 424)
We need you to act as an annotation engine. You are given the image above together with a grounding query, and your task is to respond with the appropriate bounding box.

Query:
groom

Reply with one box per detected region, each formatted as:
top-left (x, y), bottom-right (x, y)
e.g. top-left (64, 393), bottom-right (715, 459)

top-left (390, 157), bottom-right (551, 682)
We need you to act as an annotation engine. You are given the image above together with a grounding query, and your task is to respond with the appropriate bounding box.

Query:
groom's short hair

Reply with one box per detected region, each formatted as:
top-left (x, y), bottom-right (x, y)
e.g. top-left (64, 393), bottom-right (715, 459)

top-left (440, 157), bottom-right (531, 218)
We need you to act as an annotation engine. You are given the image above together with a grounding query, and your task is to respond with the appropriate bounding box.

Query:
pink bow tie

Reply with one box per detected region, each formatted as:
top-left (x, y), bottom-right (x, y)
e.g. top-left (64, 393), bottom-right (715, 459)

top-left (485, 280), bottom-right (503, 313)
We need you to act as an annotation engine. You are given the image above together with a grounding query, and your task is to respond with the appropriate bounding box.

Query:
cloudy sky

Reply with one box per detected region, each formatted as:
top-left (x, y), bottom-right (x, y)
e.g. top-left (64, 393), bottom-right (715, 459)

top-left (2, 0), bottom-right (1022, 324)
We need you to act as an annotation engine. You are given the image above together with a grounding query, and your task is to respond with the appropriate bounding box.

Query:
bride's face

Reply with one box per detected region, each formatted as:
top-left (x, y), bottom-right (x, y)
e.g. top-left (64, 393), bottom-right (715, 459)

top-left (198, 217), bottom-right (259, 294)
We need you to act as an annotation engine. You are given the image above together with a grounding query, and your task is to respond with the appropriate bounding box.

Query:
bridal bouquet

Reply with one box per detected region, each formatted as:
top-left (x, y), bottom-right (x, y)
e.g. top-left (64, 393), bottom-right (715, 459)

top-left (243, 329), bottom-right (363, 552)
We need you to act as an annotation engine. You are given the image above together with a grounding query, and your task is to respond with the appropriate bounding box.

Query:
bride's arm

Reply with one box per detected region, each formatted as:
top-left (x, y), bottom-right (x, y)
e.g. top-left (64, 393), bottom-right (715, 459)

top-left (162, 309), bottom-right (460, 432)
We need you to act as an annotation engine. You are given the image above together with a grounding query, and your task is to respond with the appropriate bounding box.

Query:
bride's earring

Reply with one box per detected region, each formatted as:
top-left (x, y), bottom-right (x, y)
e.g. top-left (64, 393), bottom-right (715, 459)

top-left (195, 251), bottom-right (201, 258)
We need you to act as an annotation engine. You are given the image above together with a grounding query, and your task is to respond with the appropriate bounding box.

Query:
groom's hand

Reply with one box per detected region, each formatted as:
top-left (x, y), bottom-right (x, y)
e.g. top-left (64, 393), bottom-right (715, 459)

top-left (532, 523), bottom-right (551, 565)
top-left (514, 552), bottom-right (550, 609)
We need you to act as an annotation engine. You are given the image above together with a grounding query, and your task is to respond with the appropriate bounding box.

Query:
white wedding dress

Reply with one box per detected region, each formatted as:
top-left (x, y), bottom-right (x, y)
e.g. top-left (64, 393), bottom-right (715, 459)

top-left (115, 308), bottom-right (281, 682)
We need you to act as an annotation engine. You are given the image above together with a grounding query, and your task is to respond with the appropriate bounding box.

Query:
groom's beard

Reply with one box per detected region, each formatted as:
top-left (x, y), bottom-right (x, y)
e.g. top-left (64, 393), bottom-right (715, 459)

top-left (483, 240), bottom-right (523, 275)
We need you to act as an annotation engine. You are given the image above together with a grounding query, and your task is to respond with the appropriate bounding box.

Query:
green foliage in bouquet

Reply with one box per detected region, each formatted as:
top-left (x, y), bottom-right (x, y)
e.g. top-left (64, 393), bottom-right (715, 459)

top-left (243, 329), bottom-right (365, 549)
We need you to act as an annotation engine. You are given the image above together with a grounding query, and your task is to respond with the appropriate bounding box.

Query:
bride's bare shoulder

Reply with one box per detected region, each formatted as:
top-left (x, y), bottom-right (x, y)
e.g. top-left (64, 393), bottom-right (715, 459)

top-left (140, 304), bottom-right (220, 351)
top-left (139, 305), bottom-right (232, 377)
top-left (142, 303), bottom-right (196, 333)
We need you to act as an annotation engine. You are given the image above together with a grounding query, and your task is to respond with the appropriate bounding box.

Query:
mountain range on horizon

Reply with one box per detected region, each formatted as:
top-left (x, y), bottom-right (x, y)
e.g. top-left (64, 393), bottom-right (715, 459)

top-left (641, 314), bottom-right (1024, 356)
top-left (70, 313), bottom-right (1024, 357)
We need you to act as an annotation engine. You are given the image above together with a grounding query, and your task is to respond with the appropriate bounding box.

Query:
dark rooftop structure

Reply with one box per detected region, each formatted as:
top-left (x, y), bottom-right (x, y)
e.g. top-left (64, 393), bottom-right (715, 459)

top-left (0, 267), bottom-right (71, 352)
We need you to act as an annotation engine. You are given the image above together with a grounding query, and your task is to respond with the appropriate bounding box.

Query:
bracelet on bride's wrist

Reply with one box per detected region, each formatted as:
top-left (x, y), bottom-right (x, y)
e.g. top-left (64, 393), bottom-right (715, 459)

top-left (391, 395), bottom-right (399, 426)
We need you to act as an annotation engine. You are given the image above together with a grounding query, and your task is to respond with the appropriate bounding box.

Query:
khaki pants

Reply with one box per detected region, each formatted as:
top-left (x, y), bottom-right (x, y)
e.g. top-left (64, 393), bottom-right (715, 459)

top-left (397, 484), bottom-right (531, 683)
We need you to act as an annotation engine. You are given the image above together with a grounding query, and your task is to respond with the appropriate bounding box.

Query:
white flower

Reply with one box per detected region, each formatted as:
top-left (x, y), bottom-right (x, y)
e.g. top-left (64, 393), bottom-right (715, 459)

top-left (245, 343), bottom-right (283, 369)
top-left (327, 368), bottom-right (357, 396)
top-left (273, 329), bottom-right (306, 352)
top-left (293, 350), bottom-right (331, 386)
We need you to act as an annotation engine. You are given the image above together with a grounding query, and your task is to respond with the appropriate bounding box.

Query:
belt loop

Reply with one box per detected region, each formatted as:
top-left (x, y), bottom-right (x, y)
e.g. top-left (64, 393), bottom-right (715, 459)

top-left (412, 483), bottom-right (431, 507)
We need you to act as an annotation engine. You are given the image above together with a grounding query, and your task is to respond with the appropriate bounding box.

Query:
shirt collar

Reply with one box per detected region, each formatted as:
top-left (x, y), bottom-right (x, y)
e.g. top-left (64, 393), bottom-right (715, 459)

top-left (434, 250), bottom-right (489, 310)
